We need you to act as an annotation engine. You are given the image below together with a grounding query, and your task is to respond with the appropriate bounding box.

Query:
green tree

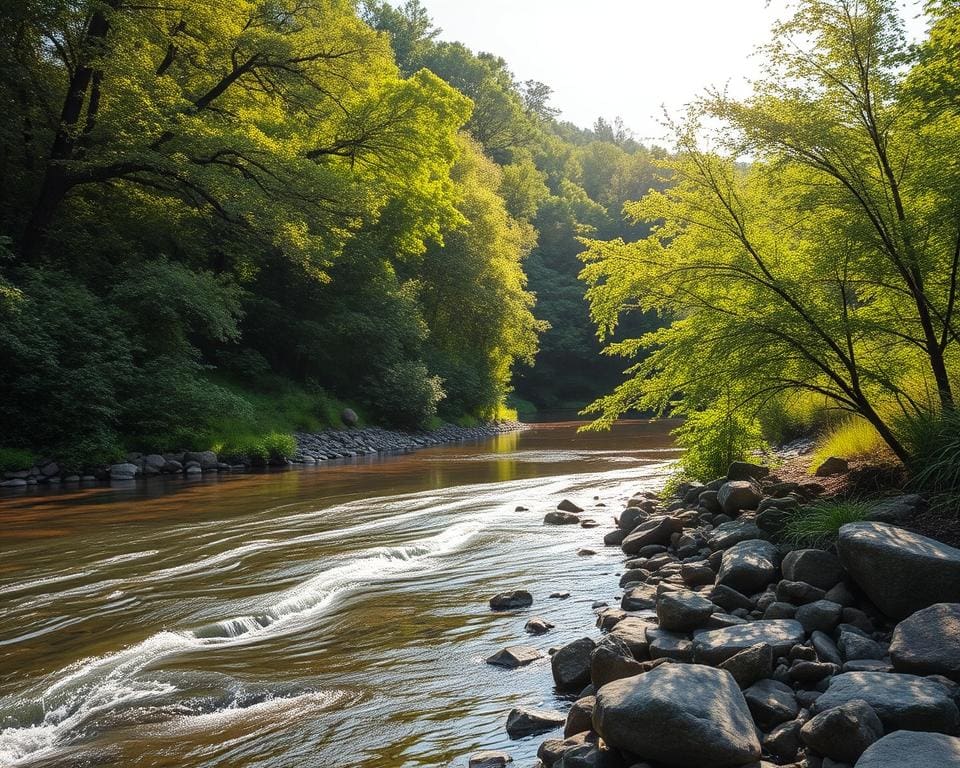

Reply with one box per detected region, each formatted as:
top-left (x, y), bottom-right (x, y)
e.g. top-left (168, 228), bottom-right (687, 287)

top-left (581, 0), bottom-right (960, 467)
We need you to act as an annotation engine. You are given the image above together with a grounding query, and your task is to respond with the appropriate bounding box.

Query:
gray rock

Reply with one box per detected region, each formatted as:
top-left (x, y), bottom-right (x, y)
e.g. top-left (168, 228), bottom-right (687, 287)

top-left (109, 463), bottom-right (138, 480)
top-left (340, 408), bottom-right (359, 427)
top-left (837, 631), bottom-right (885, 662)
top-left (699, 490), bottom-right (722, 514)
top-left (558, 499), bottom-right (584, 514)
top-left (693, 620), bottom-right (806, 665)
top-left (789, 660), bottom-right (840, 683)
top-left (710, 584), bottom-right (755, 613)
top-left (490, 591), bottom-right (533, 610)
top-left (184, 450), bottom-right (218, 469)
top-left (727, 461), bottom-right (770, 482)
top-left (681, 562), bottom-right (716, 587)
top-left (717, 481), bottom-right (762, 515)
top-left (603, 529), bottom-right (626, 547)
top-left (796, 600), bottom-right (844, 634)
top-left (855, 730), bottom-right (960, 768)
top-left (777, 579), bottom-right (827, 605)
top-left (621, 583), bottom-right (658, 612)
top-left (764, 718), bottom-right (803, 762)
top-left (545, 510), bottom-right (580, 525)
top-left (656, 589), bottom-right (715, 632)
top-left (621, 516), bottom-right (684, 555)
top-left (506, 706), bottom-right (565, 738)
top-left (40, 461), bottom-right (59, 477)
top-left (590, 635), bottom-right (643, 688)
top-left (800, 699), bottom-right (882, 763)
top-left (707, 519), bottom-right (767, 551)
top-left (782, 549), bottom-right (844, 591)
top-left (815, 457), bottom-right (848, 477)
top-left (890, 603), bottom-right (960, 681)
top-left (838, 521), bottom-right (960, 619)
top-left (564, 696), bottom-right (595, 738)
top-left (619, 506), bottom-right (649, 532)
top-left (525, 617), bottom-right (555, 635)
top-left (814, 671), bottom-right (960, 733)
top-left (867, 493), bottom-right (926, 524)
top-left (552, 637), bottom-right (596, 692)
top-left (718, 642), bottom-right (773, 688)
top-left (812, 631), bottom-right (843, 666)
top-left (593, 663), bottom-right (760, 767)
top-left (646, 627), bottom-right (694, 661)
top-left (764, 601), bottom-right (798, 620)
top-left (757, 496), bottom-right (800, 515)
top-left (486, 646), bottom-right (542, 668)
top-left (609, 617), bottom-right (652, 660)
top-left (717, 539), bottom-right (780, 594)
top-left (744, 678), bottom-right (799, 729)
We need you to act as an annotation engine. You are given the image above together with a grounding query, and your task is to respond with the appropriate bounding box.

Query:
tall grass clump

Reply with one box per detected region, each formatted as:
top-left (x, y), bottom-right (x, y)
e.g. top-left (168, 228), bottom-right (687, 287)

top-left (898, 407), bottom-right (960, 498)
top-left (809, 417), bottom-right (887, 472)
top-left (784, 499), bottom-right (874, 547)
top-left (0, 447), bottom-right (35, 472)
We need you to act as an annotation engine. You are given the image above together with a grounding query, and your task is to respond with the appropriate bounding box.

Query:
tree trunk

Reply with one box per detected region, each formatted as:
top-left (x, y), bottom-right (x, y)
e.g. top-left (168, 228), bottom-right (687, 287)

top-left (20, 5), bottom-right (115, 258)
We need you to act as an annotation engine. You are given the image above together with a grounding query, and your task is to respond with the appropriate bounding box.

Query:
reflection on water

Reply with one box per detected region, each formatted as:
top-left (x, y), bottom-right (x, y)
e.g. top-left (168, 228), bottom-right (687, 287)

top-left (0, 420), bottom-right (677, 767)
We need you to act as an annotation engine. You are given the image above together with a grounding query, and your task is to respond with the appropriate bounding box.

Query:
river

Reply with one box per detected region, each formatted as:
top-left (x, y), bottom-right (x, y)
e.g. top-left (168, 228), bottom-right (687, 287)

top-left (0, 420), bottom-right (677, 768)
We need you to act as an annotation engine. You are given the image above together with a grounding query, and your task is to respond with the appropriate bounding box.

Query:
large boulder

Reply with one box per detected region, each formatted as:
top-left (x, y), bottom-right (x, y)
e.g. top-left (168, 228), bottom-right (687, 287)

top-left (593, 663), bottom-right (761, 767)
top-left (552, 637), bottom-right (596, 691)
top-left (618, 507), bottom-right (649, 532)
top-left (800, 699), bottom-right (883, 763)
top-left (855, 730), bottom-right (960, 767)
top-left (340, 408), bottom-right (359, 427)
top-left (838, 521), bottom-right (960, 618)
top-left (717, 481), bottom-right (762, 516)
top-left (621, 583), bottom-right (658, 612)
top-left (890, 603), bottom-right (960, 681)
top-left (781, 549), bottom-right (844, 591)
top-left (814, 671), bottom-right (960, 734)
top-left (109, 463), bottom-right (138, 480)
top-left (544, 510), bottom-right (580, 525)
top-left (183, 450), bottom-right (218, 469)
top-left (692, 620), bottom-right (805, 665)
top-left (621, 516), bottom-right (684, 555)
top-left (590, 635), bottom-right (644, 688)
top-left (717, 539), bottom-right (780, 594)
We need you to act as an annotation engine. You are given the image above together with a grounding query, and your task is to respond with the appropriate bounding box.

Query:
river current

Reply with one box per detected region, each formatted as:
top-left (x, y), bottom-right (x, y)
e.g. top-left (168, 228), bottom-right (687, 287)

top-left (0, 420), bottom-right (676, 767)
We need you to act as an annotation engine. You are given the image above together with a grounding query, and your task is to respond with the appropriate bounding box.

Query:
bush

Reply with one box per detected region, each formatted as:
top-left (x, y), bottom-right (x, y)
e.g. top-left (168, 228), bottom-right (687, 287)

top-left (783, 499), bottom-right (873, 547)
top-left (809, 417), bottom-right (886, 472)
top-left (673, 406), bottom-right (768, 482)
top-left (0, 447), bottom-right (34, 472)
top-left (215, 430), bottom-right (296, 463)
top-left (362, 361), bottom-right (445, 429)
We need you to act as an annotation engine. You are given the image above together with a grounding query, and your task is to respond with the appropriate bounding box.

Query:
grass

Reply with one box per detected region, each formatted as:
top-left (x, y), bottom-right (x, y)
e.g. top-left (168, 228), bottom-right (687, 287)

top-left (783, 499), bottom-right (874, 547)
top-left (809, 416), bottom-right (886, 473)
top-left (0, 447), bottom-right (35, 472)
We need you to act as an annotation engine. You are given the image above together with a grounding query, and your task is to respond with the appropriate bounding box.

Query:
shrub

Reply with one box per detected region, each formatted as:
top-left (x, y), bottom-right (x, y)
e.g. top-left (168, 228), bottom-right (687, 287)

top-left (673, 406), bottom-right (768, 482)
top-left (808, 417), bottom-right (887, 472)
top-left (0, 447), bottom-right (34, 472)
top-left (362, 361), bottom-right (445, 430)
top-left (215, 430), bottom-right (296, 463)
top-left (783, 499), bottom-right (873, 547)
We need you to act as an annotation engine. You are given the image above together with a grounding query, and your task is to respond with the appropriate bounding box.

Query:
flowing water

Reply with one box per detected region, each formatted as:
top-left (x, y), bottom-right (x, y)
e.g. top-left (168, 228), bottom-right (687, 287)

top-left (0, 420), bottom-right (677, 768)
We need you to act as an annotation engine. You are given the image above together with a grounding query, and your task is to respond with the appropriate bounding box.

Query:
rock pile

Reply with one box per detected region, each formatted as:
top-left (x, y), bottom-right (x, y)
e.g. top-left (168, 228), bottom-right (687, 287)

top-left (471, 465), bottom-right (960, 768)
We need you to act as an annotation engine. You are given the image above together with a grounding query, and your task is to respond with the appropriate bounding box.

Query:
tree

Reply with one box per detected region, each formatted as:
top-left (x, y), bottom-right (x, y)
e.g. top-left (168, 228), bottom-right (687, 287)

top-left (580, 0), bottom-right (960, 467)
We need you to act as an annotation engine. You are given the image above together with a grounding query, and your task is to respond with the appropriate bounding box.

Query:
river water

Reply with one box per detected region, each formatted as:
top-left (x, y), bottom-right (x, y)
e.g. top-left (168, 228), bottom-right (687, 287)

top-left (0, 420), bottom-right (677, 768)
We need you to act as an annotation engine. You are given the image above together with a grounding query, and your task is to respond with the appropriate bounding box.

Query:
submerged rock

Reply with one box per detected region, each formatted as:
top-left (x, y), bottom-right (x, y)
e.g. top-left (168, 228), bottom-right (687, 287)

top-left (505, 706), bottom-right (565, 738)
top-left (489, 591), bottom-right (533, 610)
top-left (486, 646), bottom-right (542, 668)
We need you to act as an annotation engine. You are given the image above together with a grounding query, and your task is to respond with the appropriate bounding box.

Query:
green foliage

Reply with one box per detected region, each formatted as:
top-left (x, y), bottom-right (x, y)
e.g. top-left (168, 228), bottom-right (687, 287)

top-left (0, 448), bottom-right (35, 473)
top-left (580, 0), bottom-right (960, 468)
top-left (215, 431), bottom-right (297, 464)
top-left (671, 405), bottom-right (768, 482)
top-left (899, 407), bottom-right (960, 497)
top-left (363, 361), bottom-right (445, 429)
top-left (784, 500), bottom-right (874, 548)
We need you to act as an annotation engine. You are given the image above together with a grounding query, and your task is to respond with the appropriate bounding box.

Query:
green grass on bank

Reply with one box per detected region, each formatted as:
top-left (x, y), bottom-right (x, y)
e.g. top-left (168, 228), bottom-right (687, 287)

top-left (783, 499), bottom-right (874, 547)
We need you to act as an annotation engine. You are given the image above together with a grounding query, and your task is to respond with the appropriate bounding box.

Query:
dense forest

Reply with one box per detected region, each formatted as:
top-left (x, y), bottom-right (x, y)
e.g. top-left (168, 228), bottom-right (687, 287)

top-left (581, 0), bottom-right (960, 492)
top-left (0, 0), bottom-right (664, 469)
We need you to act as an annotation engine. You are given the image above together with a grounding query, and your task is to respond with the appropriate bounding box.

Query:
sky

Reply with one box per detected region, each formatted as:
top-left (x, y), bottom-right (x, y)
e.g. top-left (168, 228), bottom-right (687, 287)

top-left (408, 0), bottom-right (928, 145)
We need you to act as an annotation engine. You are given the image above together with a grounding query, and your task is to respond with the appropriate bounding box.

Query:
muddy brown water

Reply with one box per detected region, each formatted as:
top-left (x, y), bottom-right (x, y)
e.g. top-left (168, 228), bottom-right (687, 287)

top-left (0, 420), bottom-right (677, 767)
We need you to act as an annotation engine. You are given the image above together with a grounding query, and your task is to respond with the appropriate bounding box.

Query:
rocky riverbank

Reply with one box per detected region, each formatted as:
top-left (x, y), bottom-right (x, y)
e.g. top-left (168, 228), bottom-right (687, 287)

top-left (471, 460), bottom-right (960, 768)
top-left (0, 421), bottom-right (522, 490)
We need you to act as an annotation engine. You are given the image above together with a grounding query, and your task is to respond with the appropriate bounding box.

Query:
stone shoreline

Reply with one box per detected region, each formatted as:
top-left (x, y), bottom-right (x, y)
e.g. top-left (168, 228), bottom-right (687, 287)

top-left (473, 460), bottom-right (960, 768)
top-left (0, 421), bottom-right (523, 490)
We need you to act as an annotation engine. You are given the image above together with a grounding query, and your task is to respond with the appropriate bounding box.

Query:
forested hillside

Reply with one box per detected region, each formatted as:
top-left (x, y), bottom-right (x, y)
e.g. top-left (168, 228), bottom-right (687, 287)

top-left (0, 0), bottom-right (662, 469)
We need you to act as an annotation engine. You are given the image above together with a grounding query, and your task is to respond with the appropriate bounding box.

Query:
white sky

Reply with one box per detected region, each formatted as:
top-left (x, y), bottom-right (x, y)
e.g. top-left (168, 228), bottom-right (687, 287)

top-left (411, 0), bottom-right (928, 145)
